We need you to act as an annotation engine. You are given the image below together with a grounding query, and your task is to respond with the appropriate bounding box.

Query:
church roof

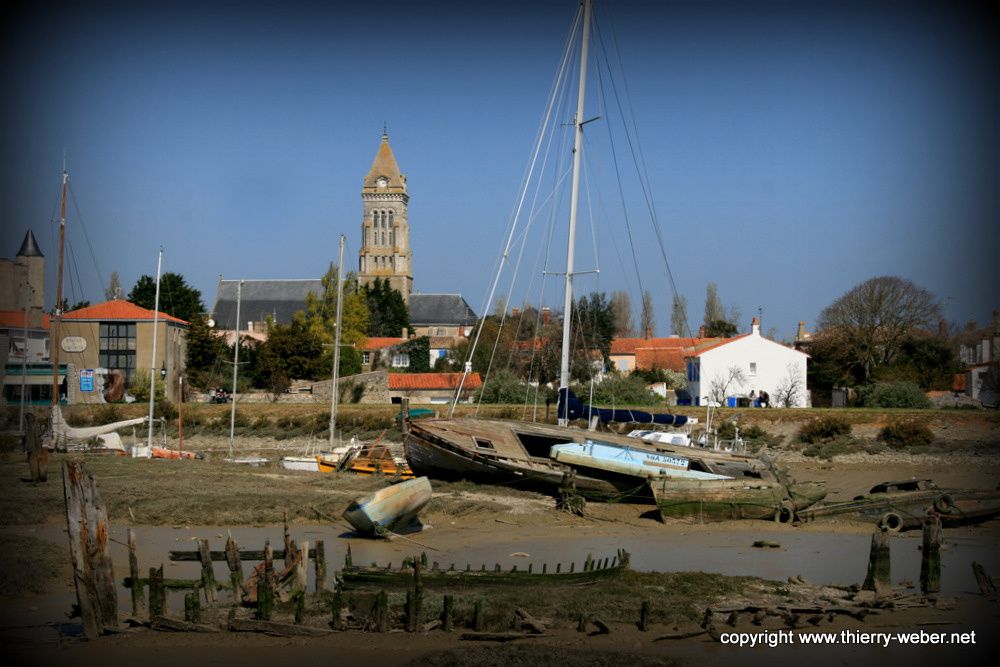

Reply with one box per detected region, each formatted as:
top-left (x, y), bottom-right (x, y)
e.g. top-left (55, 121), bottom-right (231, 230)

top-left (362, 132), bottom-right (407, 193)
top-left (409, 294), bottom-right (477, 327)
top-left (211, 279), bottom-right (324, 330)
top-left (17, 229), bottom-right (44, 258)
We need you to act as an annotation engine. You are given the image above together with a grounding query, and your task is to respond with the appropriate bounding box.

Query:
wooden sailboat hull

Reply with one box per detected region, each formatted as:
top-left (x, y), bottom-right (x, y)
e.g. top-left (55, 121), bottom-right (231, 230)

top-left (342, 476), bottom-right (432, 536)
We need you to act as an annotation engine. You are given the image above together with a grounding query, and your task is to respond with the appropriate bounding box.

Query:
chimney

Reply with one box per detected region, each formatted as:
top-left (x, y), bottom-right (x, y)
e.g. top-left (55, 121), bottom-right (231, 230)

top-left (938, 320), bottom-right (948, 338)
top-left (541, 307), bottom-right (551, 325)
top-left (751, 317), bottom-right (760, 335)
top-left (796, 321), bottom-right (807, 341)
top-left (401, 327), bottom-right (409, 339)
top-left (698, 325), bottom-right (706, 338)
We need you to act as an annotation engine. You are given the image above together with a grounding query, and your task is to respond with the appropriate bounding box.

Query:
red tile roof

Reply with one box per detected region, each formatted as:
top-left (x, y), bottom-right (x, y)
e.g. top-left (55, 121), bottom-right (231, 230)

top-left (61, 299), bottom-right (188, 325)
top-left (388, 372), bottom-right (482, 390)
top-left (686, 333), bottom-right (752, 356)
top-left (634, 347), bottom-right (687, 372)
top-left (0, 310), bottom-right (50, 329)
top-left (610, 337), bottom-right (704, 355)
top-left (361, 337), bottom-right (407, 351)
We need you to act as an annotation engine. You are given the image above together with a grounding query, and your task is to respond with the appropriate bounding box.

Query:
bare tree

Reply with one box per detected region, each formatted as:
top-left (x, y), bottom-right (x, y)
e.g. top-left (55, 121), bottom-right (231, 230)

top-left (708, 365), bottom-right (748, 406)
top-left (640, 291), bottom-right (655, 338)
top-left (670, 294), bottom-right (689, 337)
top-left (105, 271), bottom-right (124, 301)
top-left (704, 282), bottom-right (724, 327)
top-left (817, 276), bottom-right (942, 382)
top-left (610, 291), bottom-right (635, 337)
top-left (774, 362), bottom-right (805, 408)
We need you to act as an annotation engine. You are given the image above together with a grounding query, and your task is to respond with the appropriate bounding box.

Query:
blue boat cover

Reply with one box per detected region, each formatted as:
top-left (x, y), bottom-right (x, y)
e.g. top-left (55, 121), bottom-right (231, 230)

top-left (558, 388), bottom-right (688, 426)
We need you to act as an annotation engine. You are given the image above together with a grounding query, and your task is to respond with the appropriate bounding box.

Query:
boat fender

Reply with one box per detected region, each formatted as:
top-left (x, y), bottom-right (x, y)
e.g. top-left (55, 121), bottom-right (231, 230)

top-left (933, 494), bottom-right (955, 514)
top-left (773, 500), bottom-right (796, 524)
top-left (880, 512), bottom-right (903, 532)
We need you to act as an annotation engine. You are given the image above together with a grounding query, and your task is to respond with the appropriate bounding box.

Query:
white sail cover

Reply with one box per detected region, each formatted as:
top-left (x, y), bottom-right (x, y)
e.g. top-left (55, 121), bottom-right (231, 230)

top-left (51, 404), bottom-right (148, 445)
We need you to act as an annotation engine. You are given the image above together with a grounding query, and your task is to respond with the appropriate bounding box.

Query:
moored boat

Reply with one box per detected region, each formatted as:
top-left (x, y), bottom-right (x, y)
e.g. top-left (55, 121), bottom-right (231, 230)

top-left (342, 476), bottom-right (432, 536)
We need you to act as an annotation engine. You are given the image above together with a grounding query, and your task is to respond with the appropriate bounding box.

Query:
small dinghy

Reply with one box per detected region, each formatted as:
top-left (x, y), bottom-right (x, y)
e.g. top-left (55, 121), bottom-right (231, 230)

top-left (342, 476), bottom-right (432, 537)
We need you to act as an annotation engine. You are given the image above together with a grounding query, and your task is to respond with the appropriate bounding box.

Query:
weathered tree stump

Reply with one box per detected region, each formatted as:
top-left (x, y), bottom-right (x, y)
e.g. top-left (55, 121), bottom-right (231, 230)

top-left (149, 565), bottom-right (165, 618)
top-left (330, 587), bottom-right (346, 631)
top-left (63, 461), bottom-right (117, 638)
top-left (862, 527), bottom-right (891, 595)
top-left (371, 589), bottom-right (389, 632)
top-left (184, 591), bottom-right (201, 622)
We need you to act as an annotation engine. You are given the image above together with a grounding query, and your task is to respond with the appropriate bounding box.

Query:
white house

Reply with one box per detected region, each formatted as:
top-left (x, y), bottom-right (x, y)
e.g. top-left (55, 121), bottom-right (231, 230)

top-left (685, 318), bottom-right (809, 408)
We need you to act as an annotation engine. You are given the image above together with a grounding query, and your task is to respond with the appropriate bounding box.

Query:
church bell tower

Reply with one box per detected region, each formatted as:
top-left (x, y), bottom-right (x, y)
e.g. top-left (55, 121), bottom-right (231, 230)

top-left (358, 131), bottom-right (413, 303)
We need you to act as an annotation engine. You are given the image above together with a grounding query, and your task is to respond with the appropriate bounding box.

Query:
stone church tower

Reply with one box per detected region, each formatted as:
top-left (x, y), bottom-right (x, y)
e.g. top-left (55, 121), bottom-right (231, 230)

top-left (358, 131), bottom-right (413, 303)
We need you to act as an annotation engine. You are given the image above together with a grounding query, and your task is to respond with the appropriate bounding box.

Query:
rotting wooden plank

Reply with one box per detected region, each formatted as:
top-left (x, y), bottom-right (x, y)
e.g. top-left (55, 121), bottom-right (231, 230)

top-left (225, 532), bottom-right (243, 605)
top-left (227, 617), bottom-right (331, 637)
top-left (150, 616), bottom-right (221, 633)
top-left (25, 413), bottom-right (48, 483)
top-left (169, 548), bottom-right (319, 562)
top-left (460, 632), bottom-right (544, 642)
top-left (862, 528), bottom-right (891, 596)
top-left (79, 462), bottom-right (117, 631)
top-left (314, 540), bottom-right (327, 594)
top-left (920, 515), bottom-right (942, 596)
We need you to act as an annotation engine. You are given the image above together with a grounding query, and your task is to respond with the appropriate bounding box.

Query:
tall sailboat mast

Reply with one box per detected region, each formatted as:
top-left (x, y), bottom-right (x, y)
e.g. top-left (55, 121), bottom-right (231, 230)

top-left (146, 248), bottom-right (163, 453)
top-left (558, 0), bottom-right (593, 426)
top-left (328, 235), bottom-right (346, 448)
top-left (51, 167), bottom-right (68, 406)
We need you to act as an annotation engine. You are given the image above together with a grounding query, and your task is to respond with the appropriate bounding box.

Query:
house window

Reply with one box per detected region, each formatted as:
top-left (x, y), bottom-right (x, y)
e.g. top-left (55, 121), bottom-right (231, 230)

top-left (362, 352), bottom-right (370, 365)
top-left (749, 362), bottom-right (757, 376)
top-left (392, 352), bottom-right (410, 368)
top-left (99, 322), bottom-right (137, 382)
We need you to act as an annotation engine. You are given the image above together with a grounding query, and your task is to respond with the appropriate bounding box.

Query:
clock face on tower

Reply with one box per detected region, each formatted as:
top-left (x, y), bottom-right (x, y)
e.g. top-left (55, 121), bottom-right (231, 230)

top-left (377, 176), bottom-right (388, 188)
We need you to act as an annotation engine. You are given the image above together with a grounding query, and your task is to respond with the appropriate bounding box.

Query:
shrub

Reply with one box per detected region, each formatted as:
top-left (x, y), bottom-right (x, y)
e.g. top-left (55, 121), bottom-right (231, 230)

top-left (93, 404), bottom-right (122, 424)
top-left (586, 373), bottom-right (662, 407)
top-left (858, 381), bottom-right (929, 409)
top-left (798, 416), bottom-right (852, 443)
top-left (155, 399), bottom-right (178, 421)
top-left (878, 421), bottom-right (934, 449)
top-left (476, 370), bottom-right (531, 404)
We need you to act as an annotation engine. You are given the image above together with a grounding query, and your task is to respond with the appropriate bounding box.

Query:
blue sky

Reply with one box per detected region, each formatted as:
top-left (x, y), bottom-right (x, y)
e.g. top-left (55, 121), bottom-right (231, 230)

top-left (2, 0), bottom-right (997, 340)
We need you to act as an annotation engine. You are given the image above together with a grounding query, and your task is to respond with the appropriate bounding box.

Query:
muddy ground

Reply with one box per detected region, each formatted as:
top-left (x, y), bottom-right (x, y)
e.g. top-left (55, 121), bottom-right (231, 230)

top-left (1, 418), bottom-right (999, 666)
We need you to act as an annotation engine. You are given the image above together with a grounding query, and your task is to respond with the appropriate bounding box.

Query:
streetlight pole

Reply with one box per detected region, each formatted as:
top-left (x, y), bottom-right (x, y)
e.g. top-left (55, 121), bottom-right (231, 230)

top-left (147, 247), bottom-right (163, 453)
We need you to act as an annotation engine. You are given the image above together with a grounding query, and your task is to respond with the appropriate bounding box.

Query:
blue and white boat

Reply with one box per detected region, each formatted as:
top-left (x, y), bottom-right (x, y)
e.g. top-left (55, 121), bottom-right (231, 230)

top-left (549, 440), bottom-right (732, 481)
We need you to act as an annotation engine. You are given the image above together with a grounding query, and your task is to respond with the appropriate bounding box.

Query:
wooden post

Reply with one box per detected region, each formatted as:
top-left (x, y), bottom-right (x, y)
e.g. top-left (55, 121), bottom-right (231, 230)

top-left (291, 541), bottom-right (308, 596)
top-left (283, 510), bottom-right (292, 570)
top-left (920, 514), bottom-right (942, 596)
top-left (556, 563), bottom-right (561, 574)
top-left (198, 538), bottom-right (217, 603)
top-left (473, 600), bottom-right (484, 631)
top-left (314, 540), bottom-right (327, 594)
top-left (63, 461), bottom-right (117, 638)
top-left (345, 544), bottom-right (353, 568)
top-left (149, 565), bottom-right (165, 618)
top-left (25, 413), bottom-right (48, 483)
top-left (330, 587), bottom-right (345, 630)
top-left (294, 592), bottom-right (305, 625)
top-left (409, 558), bottom-right (423, 631)
top-left (862, 527), bottom-right (892, 595)
top-left (225, 532), bottom-right (243, 604)
top-left (405, 591), bottom-right (414, 632)
top-left (258, 541), bottom-right (273, 620)
top-left (442, 595), bottom-right (454, 632)
top-left (639, 600), bottom-right (651, 631)
top-left (374, 589), bottom-right (389, 632)
top-left (184, 591), bottom-right (200, 622)
top-left (401, 397), bottom-right (410, 435)
top-left (127, 528), bottom-right (145, 617)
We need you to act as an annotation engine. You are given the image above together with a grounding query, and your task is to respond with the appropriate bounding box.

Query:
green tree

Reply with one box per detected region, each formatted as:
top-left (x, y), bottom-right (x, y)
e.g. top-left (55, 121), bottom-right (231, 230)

top-left (362, 278), bottom-right (409, 337)
top-left (475, 369), bottom-right (530, 404)
top-left (185, 314), bottom-right (230, 389)
top-left (57, 298), bottom-right (90, 313)
top-left (252, 314), bottom-right (327, 384)
top-left (573, 292), bottom-right (616, 365)
top-left (128, 272), bottom-right (205, 322)
top-left (302, 264), bottom-right (368, 348)
top-left (704, 319), bottom-right (738, 338)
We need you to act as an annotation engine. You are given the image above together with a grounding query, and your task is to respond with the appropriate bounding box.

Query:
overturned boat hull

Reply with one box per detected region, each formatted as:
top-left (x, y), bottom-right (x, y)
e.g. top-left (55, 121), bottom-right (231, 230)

top-left (342, 476), bottom-right (432, 536)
